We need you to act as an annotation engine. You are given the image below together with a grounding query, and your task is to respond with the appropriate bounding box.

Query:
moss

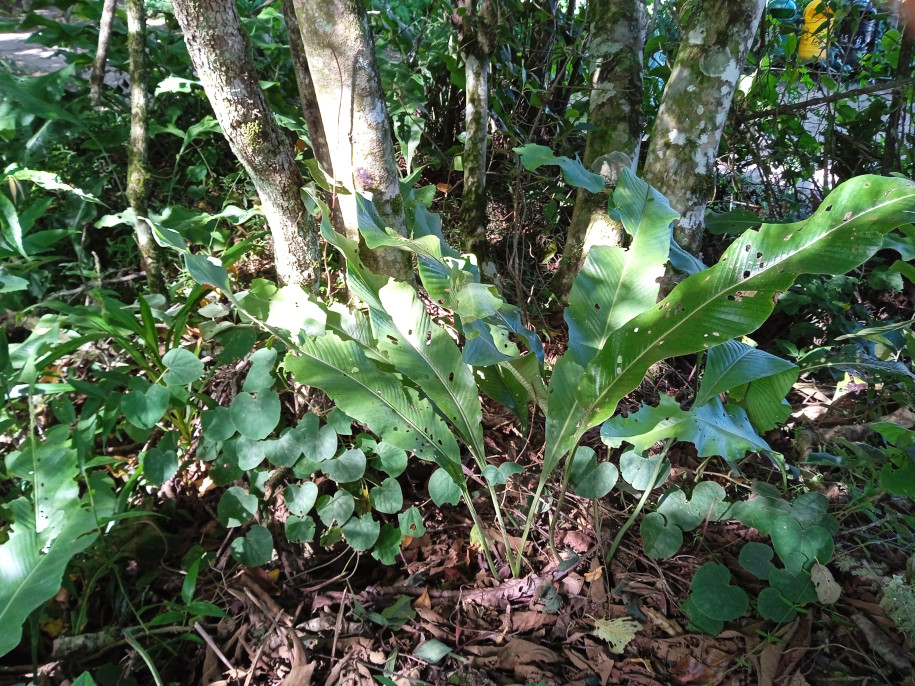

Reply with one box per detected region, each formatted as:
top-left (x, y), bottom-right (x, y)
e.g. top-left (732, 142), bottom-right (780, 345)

top-left (239, 119), bottom-right (262, 148)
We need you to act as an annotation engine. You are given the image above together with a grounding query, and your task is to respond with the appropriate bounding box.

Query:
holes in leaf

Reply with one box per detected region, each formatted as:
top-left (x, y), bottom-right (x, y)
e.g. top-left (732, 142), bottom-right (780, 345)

top-left (387, 335), bottom-right (399, 345)
top-left (824, 204), bottom-right (832, 212)
top-left (743, 270), bottom-right (751, 278)
top-left (595, 303), bottom-right (601, 310)
top-left (425, 332), bottom-right (432, 346)
top-left (448, 372), bottom-right (454, 382)
top-left (744, 244), bottom-right (751, 252)
top-left (756, 251), bottom-right (762, 258)
top-left (407, 329), bottom-right (413, 335)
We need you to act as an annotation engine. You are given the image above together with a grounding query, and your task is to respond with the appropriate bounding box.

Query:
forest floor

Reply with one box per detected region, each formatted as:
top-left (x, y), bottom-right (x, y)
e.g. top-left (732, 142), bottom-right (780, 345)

top-left (2, 13), bottom-right (915, 686)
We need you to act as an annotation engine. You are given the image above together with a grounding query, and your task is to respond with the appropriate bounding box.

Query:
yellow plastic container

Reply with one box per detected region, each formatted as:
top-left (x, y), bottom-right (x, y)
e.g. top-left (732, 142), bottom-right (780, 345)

top-left (798, 1), bottom-right (833, 61)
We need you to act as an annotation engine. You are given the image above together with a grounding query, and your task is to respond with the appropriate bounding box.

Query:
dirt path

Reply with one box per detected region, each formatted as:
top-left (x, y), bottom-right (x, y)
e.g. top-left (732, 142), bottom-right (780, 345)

top-left (0, 21), bottom-right (66, 75)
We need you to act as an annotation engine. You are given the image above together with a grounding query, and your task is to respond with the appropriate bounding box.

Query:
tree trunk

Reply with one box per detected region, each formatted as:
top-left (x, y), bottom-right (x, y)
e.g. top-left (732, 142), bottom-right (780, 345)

top-left (555, 0), bottom-right (645, 298)
top-left (292, 0), bottom-right (410, 281)
top-left (279, 0), bottom-right (345, 235)
top-left (454, 0), bottom-right (496, 261)
top-left (90, 0), bottom-right (118, 108)
top-left (172, 0), bottom-right (319, 289)
top-left (279, 0), bottom-right (333, 183)
top-left (882, 4), bottom-right (914, 174)
top-left (125, 0), bottom-right (166, 297)
top-left (643, 0), bottom-right (765, 256)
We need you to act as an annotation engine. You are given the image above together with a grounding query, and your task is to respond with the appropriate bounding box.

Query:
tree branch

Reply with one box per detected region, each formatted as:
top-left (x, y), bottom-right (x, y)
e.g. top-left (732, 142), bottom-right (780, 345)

top-left (739, 76), bottom-right (915, 123)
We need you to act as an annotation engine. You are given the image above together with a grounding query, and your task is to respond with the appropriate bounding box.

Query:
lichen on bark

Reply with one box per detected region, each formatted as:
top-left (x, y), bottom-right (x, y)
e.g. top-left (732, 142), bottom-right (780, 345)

top-left (643, 0), bottom-right (765, 256)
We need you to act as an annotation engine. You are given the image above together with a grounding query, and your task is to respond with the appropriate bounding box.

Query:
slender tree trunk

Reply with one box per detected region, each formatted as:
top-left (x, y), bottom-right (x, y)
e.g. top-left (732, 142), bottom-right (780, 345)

top-left (279, 0), bottom-right (333, 182)
top-left (172, 0), bottom-right (319, 289)
top-left (292, 0), bottom-right (410, 280)
top-left (454, 0), bottom-right (495, 261)
top-left (643, 0), bottom-right (765, 256)
top-left (90, 0), bottom-right (118, 108)
top-left (280, 0), bottom-right (345, 235)
top-left (125, 0), bottom-right (166, 297)
top-left (883, 4), bottom-right (914, 174)
top-left (555, 0), bottom-right (645, 298)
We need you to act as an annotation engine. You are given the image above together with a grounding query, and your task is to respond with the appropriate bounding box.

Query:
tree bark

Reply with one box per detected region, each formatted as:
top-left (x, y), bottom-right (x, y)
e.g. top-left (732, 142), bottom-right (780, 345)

top-left (454, 0), bottom-right (496, 261)
top-left (882, 4), bottom-right (914, 174)
top-left (292, 0), bottom-right (410, 280)
top-left (643, 0), bottom-right (765, 256)
top-left (279, 0), bottom-right (345, 235)
top-left (90, 0), bottom-right (118, 108)
top-left (125, 0), bottom-right (166, 297)
top-left (555, 0), bottom-right (645, 298)
top-left (172, 0), bottom-right (320, 289)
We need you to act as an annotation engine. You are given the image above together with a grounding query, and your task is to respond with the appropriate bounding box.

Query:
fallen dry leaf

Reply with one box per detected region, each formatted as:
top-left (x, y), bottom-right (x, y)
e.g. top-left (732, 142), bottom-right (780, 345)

top-left (811, 563), bottom-right (842, 604)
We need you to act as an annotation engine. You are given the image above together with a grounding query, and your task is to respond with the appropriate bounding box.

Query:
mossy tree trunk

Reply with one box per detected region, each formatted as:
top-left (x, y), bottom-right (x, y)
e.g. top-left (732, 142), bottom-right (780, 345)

top-left (90, 0), bottom-right (117, 108)
top-left (642, 0), bottom-right (765, 256)
top-left (555, 0), bottom-right (645, 299)
top-left (454, 0), bottom-right (496, 262)
top-left (172, 0), bottom-right (320, 289)
top-left (126, 0), bottom-right (166, 298)
top-left (292, 0), bottom-right (410, 281)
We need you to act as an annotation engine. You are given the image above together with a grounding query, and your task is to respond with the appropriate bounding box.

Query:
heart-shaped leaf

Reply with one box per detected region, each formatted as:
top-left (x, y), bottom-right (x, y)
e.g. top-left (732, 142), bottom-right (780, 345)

top-left (202, 407), bottom-right (236, 441)
top-left (370, 477), bottom-right (403, 514)
top-left (342, 513), bottom-right (380, 551)
top-left (243, 347), bottom-right (277, 392)
top-left (235, 436), bottom-right (266, 470)
top-left (285, 482), bottom-right (318, 518)
top-left (230, 525), bottom-right (273, 567)
top-left (162, 348), bottom-right (204, 386)
top-left (316, 490), bottom-right (354, 526)
top-left (657, 481), bottom-right (728, 531)
top-left (230, 390), bottom-right (280, 440)
top-left (285, 515), bottom-right (316, 543)
top-left (375, 442), bottom-right (408, 477)
top-left (640, 512), bottom-right (683, 559)
top-left (217, 486), bottom-right (258, 527)
top-left (143, 448), bottom-right (178, 485)
top-left (681, 596), bottom-right (724, 635)
top-left (768, 568), bottom-right (818, 605)
top-left (770, 516), bottom-right (834, 572)
top-left (264, 429), bottom-right (305, 467)
top-left (757, 586), bottom-right (797, 623)
top-left (790, 491), bottom-right (829, 528)
top-left (482, 461), bottom-right (525, 486)
top-left (372, 523), bottom-right (404, 565)
top-left (738, 542), bottom-right (776, 579)
top-left (296, 413), bottom-right (338, 462)
top-left (620, 450), bottom-right (669, 491)
top-left (428, 468), bottom-right (461, 506)
top-left (121, 384), bottom-right (170, 429)
top-left (690, 563), bottom-right (748, 621)
top-left (569, 447), bottom-right (618, 499)
top-left (322, 448), bottom-right (366, 483)
top-left (398, 506), bottom-right (426, 537)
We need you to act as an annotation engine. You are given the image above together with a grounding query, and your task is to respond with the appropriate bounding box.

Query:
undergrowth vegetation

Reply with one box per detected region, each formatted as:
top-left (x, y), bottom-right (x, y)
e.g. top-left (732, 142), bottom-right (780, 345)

top-left (2, 1), bottom-right (915, 685)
